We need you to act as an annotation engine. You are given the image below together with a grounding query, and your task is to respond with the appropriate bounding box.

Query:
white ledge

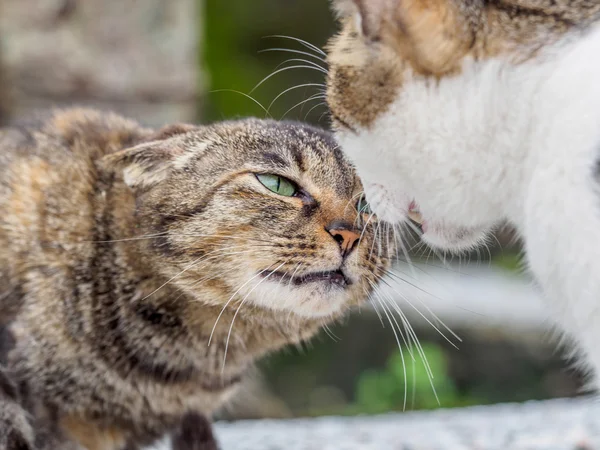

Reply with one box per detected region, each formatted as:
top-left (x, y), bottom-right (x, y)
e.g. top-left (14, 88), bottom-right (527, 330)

top-left (211, 397), bottom-right (599, 450)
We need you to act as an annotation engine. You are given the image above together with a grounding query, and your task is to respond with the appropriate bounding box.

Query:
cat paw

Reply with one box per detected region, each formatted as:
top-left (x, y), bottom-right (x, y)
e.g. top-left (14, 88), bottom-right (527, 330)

top-left (171, 413), bottom-right (219, 450)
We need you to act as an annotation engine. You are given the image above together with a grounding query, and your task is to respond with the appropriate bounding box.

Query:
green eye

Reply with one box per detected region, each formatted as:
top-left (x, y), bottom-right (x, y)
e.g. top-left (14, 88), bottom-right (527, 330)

top-left (256, 174), bottom-right (297, 197)
top-left (356, 195), bottom-right (372, 215)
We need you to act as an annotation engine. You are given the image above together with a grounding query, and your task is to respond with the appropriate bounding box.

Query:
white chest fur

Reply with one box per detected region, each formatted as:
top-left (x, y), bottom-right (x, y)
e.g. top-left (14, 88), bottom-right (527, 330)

top-left (338, 25), bottom-right (600, 383)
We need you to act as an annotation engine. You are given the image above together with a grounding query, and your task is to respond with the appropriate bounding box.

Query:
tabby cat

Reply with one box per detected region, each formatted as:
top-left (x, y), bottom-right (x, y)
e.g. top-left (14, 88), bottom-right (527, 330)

top-left (0, 108), bottom-right (390, 449)
top-left (326, 0), bottom-right (600, 383)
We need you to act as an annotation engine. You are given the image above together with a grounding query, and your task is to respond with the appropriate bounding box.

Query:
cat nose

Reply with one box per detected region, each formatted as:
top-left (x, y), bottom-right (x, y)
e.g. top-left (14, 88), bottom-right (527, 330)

top-left (326, 220), bottom-right (360, 258)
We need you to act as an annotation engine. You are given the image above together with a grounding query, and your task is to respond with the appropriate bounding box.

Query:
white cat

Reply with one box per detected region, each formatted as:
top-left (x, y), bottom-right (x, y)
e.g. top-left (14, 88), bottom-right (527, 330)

top-left (325, 0), bottom-right (600, 383)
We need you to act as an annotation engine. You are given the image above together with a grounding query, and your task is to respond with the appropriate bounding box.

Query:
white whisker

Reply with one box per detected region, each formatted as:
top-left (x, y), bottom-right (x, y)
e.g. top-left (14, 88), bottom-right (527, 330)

top-left (208, 264), bottom-right (275, 347)
top-left (272, 58), bottom-right (328, 74)
top-left (222, 260), bottom-right (289, 371)
top-left (281, 94), bottom-right (327, 120)
top-left (303, 101), bottom-right (328, 121)
top-left (263, 35), bottom-right (326, 56)
top-left (250, 65), bottom-right (324, 94)
top-left (210, 89), bottom-right (271, 118)
top-left (368, 281), bottom-right (408, 411)
top-left (268, 82), bottom-right (324, 112)
top-left (258, 47), bottom-right (327, 63)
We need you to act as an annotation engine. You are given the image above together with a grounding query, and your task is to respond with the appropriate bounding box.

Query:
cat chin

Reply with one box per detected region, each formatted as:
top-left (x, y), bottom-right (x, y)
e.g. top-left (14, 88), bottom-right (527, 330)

top-left (420, 224), bottom-right (490, 253)
top-left (248, 281), bottom-right (350, 319)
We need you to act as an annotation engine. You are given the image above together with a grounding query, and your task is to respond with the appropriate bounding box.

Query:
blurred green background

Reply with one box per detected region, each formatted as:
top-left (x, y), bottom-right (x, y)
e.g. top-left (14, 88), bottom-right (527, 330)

top-left (0, 0), bottom-right (585, 422)
top-left (203, 0), bottom-right (334, 125)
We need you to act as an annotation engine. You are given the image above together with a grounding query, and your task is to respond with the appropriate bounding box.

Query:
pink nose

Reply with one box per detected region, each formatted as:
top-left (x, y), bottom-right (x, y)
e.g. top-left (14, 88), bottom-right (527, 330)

top-left (326, 221), bottom-right (360, 257)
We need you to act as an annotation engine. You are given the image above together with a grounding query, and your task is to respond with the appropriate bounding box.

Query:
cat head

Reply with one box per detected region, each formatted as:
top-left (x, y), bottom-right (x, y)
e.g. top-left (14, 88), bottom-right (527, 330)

top-left (326, 0), bottom-right (597, 252)
top-left (103, 120), bottom-right (390, 319)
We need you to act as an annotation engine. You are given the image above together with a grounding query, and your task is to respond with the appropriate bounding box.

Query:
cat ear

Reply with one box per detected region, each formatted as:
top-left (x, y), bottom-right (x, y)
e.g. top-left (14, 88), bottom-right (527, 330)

top-left (102, 124), bottom-right (197, 189)
top-left (148, 123), bottom-right (198, 141)
top-left (102, 140), bottom-right (183, 189)
top-left (336, 0), bottom-right (479, 73)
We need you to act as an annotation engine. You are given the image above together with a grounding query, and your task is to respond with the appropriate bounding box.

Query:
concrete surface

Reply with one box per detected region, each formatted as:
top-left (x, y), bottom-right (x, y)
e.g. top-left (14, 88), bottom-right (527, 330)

top-left (209, 397), bottom-right (598, 450)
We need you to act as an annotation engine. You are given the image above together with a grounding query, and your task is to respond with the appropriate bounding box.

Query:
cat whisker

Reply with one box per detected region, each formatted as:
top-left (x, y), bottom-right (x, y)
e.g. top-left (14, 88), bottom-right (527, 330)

top-left (370, 281), bottom-right (415, 359)
top-left (250, 65), bottom-right (326, 95)
top-left (489, 232), bottom-right (503, 250)
top-left (182, 234), bottom-right (276, 244)
top-left (182, 260), bottom-right (260, 296)
top-left (272, 58), bottom-right (328, 74)
top-left (141, 247), bottom-right (258, 302)
top-left (374, 282), bottom-right (438, 384)
top-left (474, 246), bottom-right (482, 267)
top-left (209, 89), bottom-right (272, 118)
top-left (369, 220), bottom-right (382, 261)
top-left (258, 47), bottom-right (327, 64)
top-left (322, 324), bottom-right (340, 342)
top-left (222, 260), bottom-right (289, 372)
top-left (482, 240), bottom-right (493, 264)
top-left (368, 291), bottom-right (387, 329)
top-left (262, 35), bottom-right (326, 57)
top-left (344, 191), bottom-right (364, 218)
top-left (317, 109), bottom-right (331, 124)
top-left (393, 223), bottom-right (418, 279)
top-left (368, 280), bottom-right (408, 411)
top-left (380, 274), bottom-right (461, 347)
top-left (404, 220), bottom-right (453, 270)
top-left (281, 94), bottom-right (327, 120)
top-left (207, 264), bottom-right (276, 347)
top-left (91, 233), bottom-right (275, 245)
top-left (381, 289), bottom-right (440, 406)
top-left (303, 102), bottom-right (328, 121)
top-left (287, 262), bottom-right (304, 291)
top-left (383, 267), bottom-right (437, 300)
top-left (269, 85), bottom-right (323, 113)
top-left (358, 210), bottom-right (377, 247)
top-left (400, 257), bottom-right (481, 277)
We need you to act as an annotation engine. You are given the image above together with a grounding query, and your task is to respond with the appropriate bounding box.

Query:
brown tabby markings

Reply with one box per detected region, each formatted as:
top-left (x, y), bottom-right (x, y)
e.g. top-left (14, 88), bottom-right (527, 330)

top-left (327, 0), bottom-right (600, 129)
top-left (0, 109), bottom-right (390, 449)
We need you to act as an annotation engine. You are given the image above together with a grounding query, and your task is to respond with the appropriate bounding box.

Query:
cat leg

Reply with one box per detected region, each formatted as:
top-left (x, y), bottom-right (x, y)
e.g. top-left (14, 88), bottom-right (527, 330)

top-left (0, 365), bottom-right (36, 450)
top-left (60, 415), bottom-right (128, 450)
top-left (171, 413), bottom-right (219, 450)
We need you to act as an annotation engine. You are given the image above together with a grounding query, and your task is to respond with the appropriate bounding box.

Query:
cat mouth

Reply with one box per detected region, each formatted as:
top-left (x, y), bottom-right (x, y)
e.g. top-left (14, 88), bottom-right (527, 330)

top-left (264, 269), bottom-right (351, 288)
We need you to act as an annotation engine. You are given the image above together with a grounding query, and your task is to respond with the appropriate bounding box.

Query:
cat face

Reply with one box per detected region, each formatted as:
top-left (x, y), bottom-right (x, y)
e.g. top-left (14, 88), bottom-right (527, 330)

top-left (105, 120), bottom-right (390, 319)
top-left (326, 0), bottom-right (597, 251)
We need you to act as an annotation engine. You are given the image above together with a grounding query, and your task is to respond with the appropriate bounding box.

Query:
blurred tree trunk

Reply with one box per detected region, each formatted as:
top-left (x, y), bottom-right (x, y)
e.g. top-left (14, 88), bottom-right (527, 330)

top-left (0, 0), bottom-right (201, 126)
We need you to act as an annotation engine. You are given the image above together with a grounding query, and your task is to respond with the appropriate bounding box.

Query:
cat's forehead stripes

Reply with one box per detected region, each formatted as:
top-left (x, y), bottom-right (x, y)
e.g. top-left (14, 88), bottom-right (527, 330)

top-left (193, 119), bottom-right (356, 198)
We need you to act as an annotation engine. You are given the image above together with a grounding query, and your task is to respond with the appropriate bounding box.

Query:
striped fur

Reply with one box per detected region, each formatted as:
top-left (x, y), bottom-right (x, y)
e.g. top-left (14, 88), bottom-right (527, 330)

top-left (0, 109), bottom-right (390, 449)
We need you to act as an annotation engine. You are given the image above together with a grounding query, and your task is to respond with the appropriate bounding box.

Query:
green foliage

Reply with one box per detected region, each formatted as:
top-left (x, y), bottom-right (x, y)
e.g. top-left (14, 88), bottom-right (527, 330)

top-left (493, 251), bottom-right (523, 273)
top-left (351, 343), bottom-right (480, 414)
